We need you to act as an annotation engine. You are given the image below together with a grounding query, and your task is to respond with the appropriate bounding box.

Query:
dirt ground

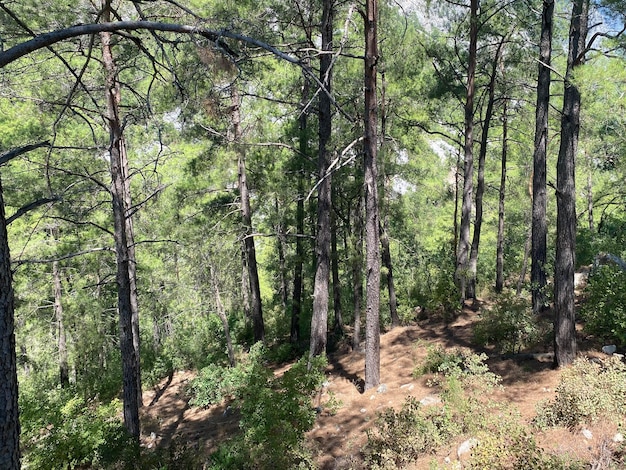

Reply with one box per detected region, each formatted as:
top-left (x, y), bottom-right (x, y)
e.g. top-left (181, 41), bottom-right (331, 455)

top-left (139, 304), bottom-right (624, 469)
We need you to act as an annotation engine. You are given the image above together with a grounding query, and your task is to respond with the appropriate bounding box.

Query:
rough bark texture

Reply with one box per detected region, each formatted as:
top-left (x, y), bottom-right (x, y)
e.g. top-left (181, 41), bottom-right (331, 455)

top-left (495, 102), bottom-right (508, 293)
top-left (554, 0), bottom-right (588, 368)
top-left (468, 36), bottom-right (503, 299)
top-left (455, 0), bottom-right (479, 303)
top-left (364, 0), bottom-right (381, 391)
top-left (0, 177), bottom-right (20, 470)
top-left (232, 85), bottom-right (265, 343)
top-left (101, 24), bottom-right (140, 439)
top-left (532, 0), bottom-right (554, 315)
top-left (309, 0), bottom-right (333, 362)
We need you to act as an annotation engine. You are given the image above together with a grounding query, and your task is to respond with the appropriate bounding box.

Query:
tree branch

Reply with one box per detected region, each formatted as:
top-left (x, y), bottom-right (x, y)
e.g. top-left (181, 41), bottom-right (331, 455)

top-left (6, 197), bottom-right (60, 225)
top-left (0, 141), bottom-right (50, 166)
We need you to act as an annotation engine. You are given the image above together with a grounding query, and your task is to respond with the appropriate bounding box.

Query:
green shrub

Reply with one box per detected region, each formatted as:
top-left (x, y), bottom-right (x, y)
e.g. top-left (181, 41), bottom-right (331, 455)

top-left (473, 292), bottom-right (548, 353)
top-left (21, 390), bottom-right (136, 469)
top-left (206, 352), bottom-right (327, 469)
top-left (581, 265), bottom-right (626, 346)
top-left (468, 404), bottom-right (585, 470)
top-left (534, 356), bottom-right (626, 429)
top-left (363, 397), bottom-right (460, 469)
top-left (413, 345), bottom-right (501, 391)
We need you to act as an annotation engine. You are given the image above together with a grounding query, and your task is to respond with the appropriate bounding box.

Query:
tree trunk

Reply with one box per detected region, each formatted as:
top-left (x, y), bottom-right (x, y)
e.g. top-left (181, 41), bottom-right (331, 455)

top-left (53, 259), bottom-right (69, 388)
top-left (531, 0), bottom-right (554, 315)
top-left (232, 84), bottom-right (265, 343)
top-left (0, 177), bottom-right (20, 470)
top-left (495, 101), bottom-right (508, 293)
top-left (309, 0), bottom-right (333, 362)
top-left (585, 152), bottom-right (594, 231)
top-left (364, 0), bottom-right (381, 391)
top-left (554, 0), bottom-right (588, 368)
top-left (455, 0), bottom-right (479, 303)
top-left (517, 226), bottom-right (532, 296)
top-left (352, 189), bottom-right (364, 352)
top-left (209, 264), bottom-right (236, 367)
top-left (380, 220), bottom-right (399, 327)
top-left (331, 204), bottom-right (344, 335)
top-left (275, 198), bottom-right (289, 314)
top-left (468, 35), bottom-right (504, 299)
top-left (101, 22), bottom-right (140, 439)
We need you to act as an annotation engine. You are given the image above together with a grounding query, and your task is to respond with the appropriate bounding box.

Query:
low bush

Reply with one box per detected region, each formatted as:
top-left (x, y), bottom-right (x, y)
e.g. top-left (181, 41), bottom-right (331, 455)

top-left (363, 397), bottom-right (460, 469)
top-left (534, 356), bottom-right (626, 429)
top-left (473, 292), bottom-right (549, 353)
top-left (581, 265), bottom-right (626, 346)
top-left (204, 352), bottom-right (327, 469)
top-left (21, 389), bottom-right (135, 469)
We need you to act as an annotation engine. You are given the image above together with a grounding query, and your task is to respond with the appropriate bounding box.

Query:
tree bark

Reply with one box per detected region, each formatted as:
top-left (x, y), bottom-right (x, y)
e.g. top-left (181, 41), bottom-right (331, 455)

top-left (468, 35), bottom-right (504, 299)
top-left (331, 203), bottom-right (344, 335)
top-left (364, 0), bottom-right (381, 391)
top-left (101, 20), bottom-right (140, 438)
top-left (209, 264), bottom-right (236, 367)
top-left (380, 220), bottom-right (399, 327)
top-left (53, 259), bottom-right (69, 388)
top-left (554, 0), bottom-right (589, 368)
top-left (309, 0), bottom-right (333, 362)
top-left (532, 0), bottom-right (554, 315)
top-left (455, 0), bottom-right (479, 303)
top-left (232, 84), bottom-right (265, 343)
top-left (495, 101), bottom-right (508, 293)
top-left (275, 198), bottom-right (289, 315)
top-left (0, 176), bottom-right (20, 470)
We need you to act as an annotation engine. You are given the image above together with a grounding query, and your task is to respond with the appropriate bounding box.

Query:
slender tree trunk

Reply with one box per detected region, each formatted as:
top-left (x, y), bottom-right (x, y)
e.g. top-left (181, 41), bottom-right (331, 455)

top-left (380, 220), bottom-right (399, 327)
top-left (364, 0), bottom-right (381, 390)
top-left (468, 36), bottom-right (504, 299)
top-left (453, 150), bottom-right (460, 258)
top-left (291, 66), bottom-right (311, 345)
top-left (53, 259), bottom-right (69, 388)
top-left (101, 24), bottom-right (140, 439)
top-left (275, 198), bottom-right (289, 314)
top-left (532, 0), bottom-right (554, 315)
top-left (232, 85), bottom-right (265, 343)
top-left (241, 247), bottom-right (251, 327)
top-left (331, 203), bottom-right (344, 335)
top-left (517, 226), bottom-right (532, 296)
top-left (585, 152), bottom-right (594, 231)
top-left (495, 101), bottom-right (508, 293)
top-left (309, 0), bottom-right (334, 362)
top-left (0, 177), bottom-right (20, 469)
top-left (352, 190), bottom-right (364, 352)
top-left (455, 0), bottom-right (479, 303)
top-left (209, 264), bottom-right (236, 367)
top-left (554, 0), bottom-right (588, 368)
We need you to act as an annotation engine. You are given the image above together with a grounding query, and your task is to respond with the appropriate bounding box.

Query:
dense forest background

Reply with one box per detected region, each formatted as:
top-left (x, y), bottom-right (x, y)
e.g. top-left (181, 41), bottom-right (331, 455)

top-left (1, 0), bottom-right (626, 468)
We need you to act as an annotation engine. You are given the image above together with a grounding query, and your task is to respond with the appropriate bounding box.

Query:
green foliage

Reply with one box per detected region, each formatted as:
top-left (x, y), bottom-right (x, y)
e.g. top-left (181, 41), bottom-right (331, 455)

top-left (20, 388), bottom-right (136, 470)
top-left (473, 292), bottom-right (550, 353)
top-left (207, 353), bottom-right (326, 469)
top-left (467, 404), bottom-right (585, 470)
top-left (413, 345), bottom-right (500, 391)
top-left (534, 356), bottom-right (626, 429)
top-left (581, 266), bottom-right (626, 346)
top-left (363, 397), bottom-right (460, 469)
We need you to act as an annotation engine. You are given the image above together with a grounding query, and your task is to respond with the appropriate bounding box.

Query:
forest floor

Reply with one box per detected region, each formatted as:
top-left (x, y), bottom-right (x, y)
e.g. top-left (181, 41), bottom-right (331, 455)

top-left (139, 300), bottom-right (623, 469)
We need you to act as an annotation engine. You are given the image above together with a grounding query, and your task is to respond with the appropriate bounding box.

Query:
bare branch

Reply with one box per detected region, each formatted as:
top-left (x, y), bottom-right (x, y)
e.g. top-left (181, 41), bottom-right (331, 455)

top-left (0, 141), bottom-right (50, 166)
top-left (14, 247), bottom-right (114, 267)
top-left (7, 197), bottom-right (60, 225)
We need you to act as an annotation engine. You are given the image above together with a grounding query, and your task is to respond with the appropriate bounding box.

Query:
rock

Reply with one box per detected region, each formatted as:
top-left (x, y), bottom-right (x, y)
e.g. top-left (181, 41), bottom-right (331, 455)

top-left (613, 433), bottom-right (624, 443)
top-left (377, 383), bottom-right (387, 393)
top-left (602, 345), bottom-right (617, 355)
top-left (457, 438), bottom-right (479, 459)
top-left (582, 428), bottom-right (593, 440)
top-left (360, 408), bottom-right (367, 414)
top-left (400, 383), bottom-right (415, 390)
top-left (419, 395), bottom-right (442, 406)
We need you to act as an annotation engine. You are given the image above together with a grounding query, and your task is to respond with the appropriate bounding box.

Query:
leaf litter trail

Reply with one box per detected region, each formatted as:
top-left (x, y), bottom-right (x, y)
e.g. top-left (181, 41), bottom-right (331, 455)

top-left (140, 306), bottom-right (620, 469)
